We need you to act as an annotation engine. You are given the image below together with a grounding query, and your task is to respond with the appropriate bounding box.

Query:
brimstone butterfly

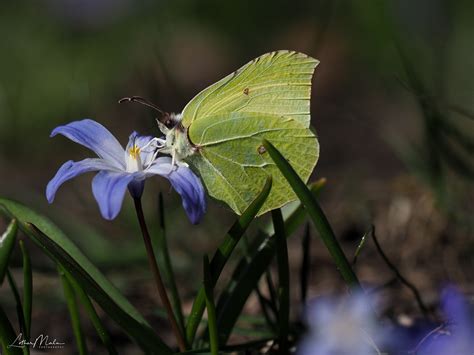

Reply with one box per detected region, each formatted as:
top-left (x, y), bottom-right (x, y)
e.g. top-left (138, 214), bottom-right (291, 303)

top-left (122, 50), bottom-right (319, 216)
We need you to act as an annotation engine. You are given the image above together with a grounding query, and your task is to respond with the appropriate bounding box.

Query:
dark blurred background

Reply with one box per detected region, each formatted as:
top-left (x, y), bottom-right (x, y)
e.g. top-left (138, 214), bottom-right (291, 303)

top-left (1, 0), bottom-right (473, 352)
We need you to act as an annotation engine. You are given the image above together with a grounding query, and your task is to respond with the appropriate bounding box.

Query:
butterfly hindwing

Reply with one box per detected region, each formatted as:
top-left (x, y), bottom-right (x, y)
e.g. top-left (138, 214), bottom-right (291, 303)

top-left (186, 112), bottom-right (319, 215)
top-left (180, 50), bottom-right (320, 215)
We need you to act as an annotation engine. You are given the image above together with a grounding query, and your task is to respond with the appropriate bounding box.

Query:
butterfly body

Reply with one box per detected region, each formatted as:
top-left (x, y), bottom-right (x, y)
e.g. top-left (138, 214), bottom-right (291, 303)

top-left (161, 50), bottom-right (320, 215)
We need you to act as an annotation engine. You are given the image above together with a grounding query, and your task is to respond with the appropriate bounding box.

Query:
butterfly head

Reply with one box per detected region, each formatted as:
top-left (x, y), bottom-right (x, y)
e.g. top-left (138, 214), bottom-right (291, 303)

top-left (118, 96), bottom-right (195, 164)
top-left (158, 113), bottom-right (196, 163)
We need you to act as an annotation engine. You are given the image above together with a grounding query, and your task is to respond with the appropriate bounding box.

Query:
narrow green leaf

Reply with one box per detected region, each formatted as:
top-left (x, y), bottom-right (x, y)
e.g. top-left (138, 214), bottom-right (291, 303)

top-left (18, 241), bottom-right (32, 340)
top-left (264, 271), bottom-right (278, 315)
top-left (215, 235), bottom-right (277, 344)
top-left (67, 274), bottom-right (118, 355)
top-left (272, 209), bottom-right (289, 352)
top-left (0, 304), bottom-right (23, 355)
top-left (59, 268), bottom-right (88, 355)
top-left (0, 219), bottom-right (18, 284)
top-left (156, 192), bottom-right (186, 339)
top-left (254, 286), bottom-right (277, 332)
top-left (300, 224), bottom-right (311, 304)
top-left (185, 177), bottom-right (272, 345)
top-left (5, 269), bottom-right (29, 355)
top-left (202, 256), bottom-right (218, 355)
top-left (212, 183), bottom-right (325, 344)
top-left (262, 178), bottom-right (327, 237)
top-left (0, 198), bottom-right (172, 354)
top-left (242, 236), bottom-right (277, 331)
top-left (25, 223), bottom-right (172, 354)
top-left (352, 227), bottom-right (370, 266)
top-left (263, 140), bottom-right (360, 288)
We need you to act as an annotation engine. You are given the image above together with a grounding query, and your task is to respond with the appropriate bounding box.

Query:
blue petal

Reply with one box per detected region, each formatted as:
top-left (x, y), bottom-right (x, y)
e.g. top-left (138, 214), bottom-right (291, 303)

top-left (92, 171), bottom-right (135, 220)
top-left (51, 119), bottom-right (125, 168)
top-left (46, 158), bottom-right (115, 203)
top-left (441, 286), bottom-right (470, 328)
top-left (147, 158), bottom-right (206, 224)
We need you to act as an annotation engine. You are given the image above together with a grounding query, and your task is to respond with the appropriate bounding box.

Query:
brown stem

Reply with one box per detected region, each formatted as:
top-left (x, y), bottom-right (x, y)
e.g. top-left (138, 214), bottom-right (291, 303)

top-left (133, 198), bottom-right (187, 351)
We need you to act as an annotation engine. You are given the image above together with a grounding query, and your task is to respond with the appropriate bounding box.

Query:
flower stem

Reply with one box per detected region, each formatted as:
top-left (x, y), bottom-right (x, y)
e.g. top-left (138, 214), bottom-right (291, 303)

top-left (133, 198), bottom-right (187, 352)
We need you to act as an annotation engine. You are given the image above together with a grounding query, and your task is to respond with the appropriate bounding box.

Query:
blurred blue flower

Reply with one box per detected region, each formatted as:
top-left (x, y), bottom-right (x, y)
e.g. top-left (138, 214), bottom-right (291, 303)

top-left (46, 119), bottom-right (206, 223)
top-left (298, 292), bottom-right (382, 355)
top-left (417, 286), bottom-right (474, 354)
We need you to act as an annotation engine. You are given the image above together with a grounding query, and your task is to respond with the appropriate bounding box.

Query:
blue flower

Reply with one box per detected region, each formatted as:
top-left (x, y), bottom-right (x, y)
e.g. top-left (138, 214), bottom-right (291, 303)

top-left (46, 119), bottom-right (206, 223)
top-left (298, 292), bottom-right (382, 355)
top-left (417, 286), bottom-right (474, 354)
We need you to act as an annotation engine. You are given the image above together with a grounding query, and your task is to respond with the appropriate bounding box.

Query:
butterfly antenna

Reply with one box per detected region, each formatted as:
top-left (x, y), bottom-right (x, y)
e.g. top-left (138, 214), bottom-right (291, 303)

top-left (119, 96), bottom-right (177, 129)
top-left (118, 96), bottom-right (166, 115)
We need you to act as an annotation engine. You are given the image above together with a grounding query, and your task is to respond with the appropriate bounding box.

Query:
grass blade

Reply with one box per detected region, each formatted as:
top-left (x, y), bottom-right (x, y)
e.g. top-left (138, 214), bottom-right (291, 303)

top-left (185, 177), bottom-right (272, 345)
top-left (202, 256), bottom-right (218, 355)
top-left (215, 234), bottom-right (277, 344)
top-left (263, 179), bottom-right (327, 237)
top-left (263, 140), bottom-right (360, 288)
top-left (18, 241), bottom-right (31, 340)
top-left (212, 182), bottom-right (325, 344)
top-left (272, 209), bottom-right (289, 352)
top-left (67, 274), bottom-right (118, 355)
top-left (59, 268), bottom-right (88, 355)
top-left (0, 199), bottom-right (172, 354)
top-left (26, 223), bottom-right (172, 353)
top-left (300, 224), bottom-right (311, 304)
top-left (0, 304), bottom-right (23, 355)
top-left (156, 192), bottom-right (186, 340)
top-left (264, 271), bottom-right (278, 315)
top-left (0, 219), bottom-right (17, 284)
top-left (352, 227), bottom-right (370, 266)
top-left (6, 269), bottom-right (29, 355)
top-left (254, 286), bottom-right (277, 332)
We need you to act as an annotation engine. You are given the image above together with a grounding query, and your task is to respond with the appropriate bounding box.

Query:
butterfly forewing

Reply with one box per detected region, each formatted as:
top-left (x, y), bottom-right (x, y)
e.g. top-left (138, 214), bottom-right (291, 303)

top-left (181, 50), bottom-right (320, 215)
top-left (181, 50), bottom-right (319, 128)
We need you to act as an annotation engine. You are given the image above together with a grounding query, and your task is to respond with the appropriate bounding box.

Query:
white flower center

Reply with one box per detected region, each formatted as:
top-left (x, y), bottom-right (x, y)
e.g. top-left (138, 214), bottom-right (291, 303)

top-left (125, 144), bottom-right (142, 172)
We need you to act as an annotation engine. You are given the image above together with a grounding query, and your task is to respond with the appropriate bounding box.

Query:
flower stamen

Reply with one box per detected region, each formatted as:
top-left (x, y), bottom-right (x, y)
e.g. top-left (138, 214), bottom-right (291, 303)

top-left (129, 144), bottom-right (141, 160)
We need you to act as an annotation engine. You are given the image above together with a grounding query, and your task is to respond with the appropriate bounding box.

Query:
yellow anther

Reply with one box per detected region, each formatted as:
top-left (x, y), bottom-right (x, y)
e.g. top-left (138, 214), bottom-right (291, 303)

top-left (129, 145), bottom-right (141, 160)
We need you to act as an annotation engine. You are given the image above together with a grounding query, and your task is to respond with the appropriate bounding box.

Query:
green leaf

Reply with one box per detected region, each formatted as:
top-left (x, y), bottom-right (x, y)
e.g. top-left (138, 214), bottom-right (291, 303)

top-left (300, 224), bottom-right (311, 304)
top-left (211, 179), bottom-right (326, 344)
top-left (263, 140), bottom-right (360, 288)
top-left (5, 269), bottom-right (29, 355)
top-left (185, 176), bottom-right (272, 345)
top-left (0, 198), bottom-right (172, 354)
top-left (211, 180), bottom-right (325, 343)
top-left (215, 234), bottom-right (277, 344)
top-left (272, 209), bottom-right (289, 352)
top-left (59, 268), bottom-right (88, 355)
top-left (156, 192), bottom-right (186, 339)
top-left (0, 219), bottom-right (18, 284)
top-left (262, 178), bottom-right (327, 237)
top-left (352, 226), bottom-right (370, 266)
top-left (67, 274), bottom-right (118, 355)
top-left (202, 256), bottom-right (218, 355)
top-left (19, 241), bottom-right (32, 340)
top-left (0, 304), bottom-right (23, 355)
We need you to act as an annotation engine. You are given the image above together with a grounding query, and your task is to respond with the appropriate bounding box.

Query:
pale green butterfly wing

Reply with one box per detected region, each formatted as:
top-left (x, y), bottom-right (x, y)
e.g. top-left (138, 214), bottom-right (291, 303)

top-left (181, 50), bottom-right (319, 128)
top-left (185, 112), bottom-right (319, 215)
